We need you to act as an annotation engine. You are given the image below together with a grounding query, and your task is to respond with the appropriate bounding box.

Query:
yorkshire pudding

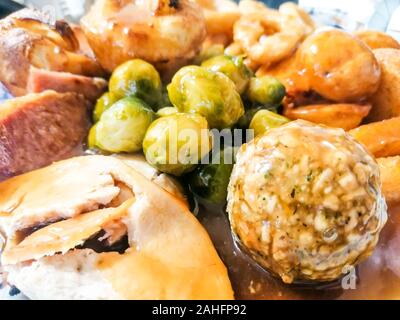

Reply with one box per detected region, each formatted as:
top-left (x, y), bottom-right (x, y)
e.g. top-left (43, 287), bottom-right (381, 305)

top-left (0, 9), bottom-right (105, 96)
top-left (81, 0), bottom-right (207, 73)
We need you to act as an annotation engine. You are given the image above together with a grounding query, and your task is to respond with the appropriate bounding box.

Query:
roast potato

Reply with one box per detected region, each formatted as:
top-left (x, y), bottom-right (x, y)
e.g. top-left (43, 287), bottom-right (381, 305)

top-left (355, 30), bottom-right (400, 50)
top-left (367, 48), bottom-right (400, 121)
top-left (284, 103), bottom-right (371, 131)
top-left (296, 29), bottom-right (381, 102)
top-left (350, 117), bottom-right (400, 158)
top-left (377, 156), bottom-right (400, 204)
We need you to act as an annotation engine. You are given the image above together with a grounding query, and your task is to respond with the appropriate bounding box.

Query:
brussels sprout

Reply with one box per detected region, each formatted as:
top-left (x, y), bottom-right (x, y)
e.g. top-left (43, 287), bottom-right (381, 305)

top-left (159, 87), bottom-right (172, 110)
top-left (157, 107), bottom-right (178, 117)
top-left (168, 66), bottom-right (245, 129)
top-left (95, 97), bottom-right (156, 153)
top-left (250, 110), bottom-right (290, 136)
top-left (202, 55), bottom-right (252, 94)
top-left (247, 76), bottom-right (286, 107)
top-left (143, 113), bottom-right (213, 176)
top-left (237, 107), bottom-right (262, 129)
top-left (93, 92), bottom-right (119, 123)
top-left (109, 59), bottom-right (162, 108)
top-left (193, 44), bottom-right (225, 65)
top-left (188, 147), bottom-right (237, 204)
top-left (87, 124), bottom-right (98, 149)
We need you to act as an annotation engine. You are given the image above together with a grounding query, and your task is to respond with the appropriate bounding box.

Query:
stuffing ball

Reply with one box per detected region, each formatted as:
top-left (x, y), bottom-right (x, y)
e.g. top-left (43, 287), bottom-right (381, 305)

top-left (227, 120), bottom-right (387, 284)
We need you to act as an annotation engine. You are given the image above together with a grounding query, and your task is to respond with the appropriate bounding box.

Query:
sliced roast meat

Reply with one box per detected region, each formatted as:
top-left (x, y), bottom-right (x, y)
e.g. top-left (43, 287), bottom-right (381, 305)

top-left (27, 68), bottom-right (107, 102)
top-left (0, 90), bottom-right (90, 180)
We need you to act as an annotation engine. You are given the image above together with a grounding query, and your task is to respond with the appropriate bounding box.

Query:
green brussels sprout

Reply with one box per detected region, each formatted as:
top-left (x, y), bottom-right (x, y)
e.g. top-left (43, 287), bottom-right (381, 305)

top-left (157, 107), bottom-right (178, 117)
top-left (193, 44), bottom-right (225, 65)
top-left (168, 66), bottom-right (245, 129)
top-left (93, 92), bottom-right (119, 123)
top-left (188, 147), bottom-right (237, 204)
top-left (143, 113), bottom-right (213, 176)
top-left (236, 107), bottom-right (263, 129)
top-left (95, 97), bottom-right (156, 153)
top-left (87, 124), bottom-right (98, 149)
top-left (247, 76), bottom-right (286, 107)
top-left (250, 110), bottom-right (290, 137)
top-left (159, 87), bottom-right (172, 110)
top-left (202, 55), bottom-right (252, 94)
top-left (109, 59), bottom-right (162, 108)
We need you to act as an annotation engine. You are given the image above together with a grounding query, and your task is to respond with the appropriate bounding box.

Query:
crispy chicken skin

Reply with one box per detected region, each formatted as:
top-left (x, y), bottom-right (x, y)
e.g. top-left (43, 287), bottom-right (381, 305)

top-left (113, 153), bottom-right (188, 205)
top-left (0, 156), bottom-right (233, 300)
top-left (0, 153), bottom-right (189, 237)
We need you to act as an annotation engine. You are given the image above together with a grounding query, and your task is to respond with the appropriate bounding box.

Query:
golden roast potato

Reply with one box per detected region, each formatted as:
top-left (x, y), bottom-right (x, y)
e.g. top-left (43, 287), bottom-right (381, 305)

top-left (355, 30), bottom-right (400, 50)
top-left (367, 48), bottom-right (400, 121)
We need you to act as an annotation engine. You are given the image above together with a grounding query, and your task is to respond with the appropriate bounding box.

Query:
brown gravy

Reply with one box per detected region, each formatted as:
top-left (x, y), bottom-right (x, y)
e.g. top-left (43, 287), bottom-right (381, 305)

top-left (198, 203), bottom-right (400, 300)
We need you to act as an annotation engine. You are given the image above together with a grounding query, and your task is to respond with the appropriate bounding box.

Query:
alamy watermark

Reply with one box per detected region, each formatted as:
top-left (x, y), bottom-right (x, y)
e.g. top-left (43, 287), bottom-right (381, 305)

top-left (342, 265), bottom-right (357, 290)
top-left (145, 128), bottom-right (255, 166)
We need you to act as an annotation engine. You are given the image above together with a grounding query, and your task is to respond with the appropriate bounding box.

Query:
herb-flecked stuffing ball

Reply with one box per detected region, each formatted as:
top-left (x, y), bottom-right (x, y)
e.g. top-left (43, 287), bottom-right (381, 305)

top-left (227, 120), bottom-right (387, 284)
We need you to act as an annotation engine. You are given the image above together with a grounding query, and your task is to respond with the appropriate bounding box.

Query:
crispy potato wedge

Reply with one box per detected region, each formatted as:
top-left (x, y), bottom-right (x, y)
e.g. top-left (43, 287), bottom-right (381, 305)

top-left (378, 156), bottom-right (400, 204)
top-left (350, 117), bottom-right (400, 157)
top-left (284, 103), bottom-right (371, 130)
top-left (367, 49), bottom-right (400, 121)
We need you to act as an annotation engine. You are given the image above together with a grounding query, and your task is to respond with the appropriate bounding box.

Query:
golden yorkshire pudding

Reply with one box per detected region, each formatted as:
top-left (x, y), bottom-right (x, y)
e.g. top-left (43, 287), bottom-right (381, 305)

top-left (297, 29), bottom-right (381, 102)
top-left (194, 0), bottom-right (240, 41)
top-left (232, 1), bottom-right (314, 68)
top-left (0, 9), bottom-right (105, 96)
top-left (81, 0), bottom-right (207, 73)
top-left (0, 156), bottom-right (233, 300)
top-left (278, 2), bottom-right (315, 36)
top-left (354, 30), bottom-right (400, 50)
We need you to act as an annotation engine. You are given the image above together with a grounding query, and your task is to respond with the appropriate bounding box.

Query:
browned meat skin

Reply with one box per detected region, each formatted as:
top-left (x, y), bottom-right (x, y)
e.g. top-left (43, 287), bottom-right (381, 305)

top-left (27, 68), bottom-right (107, 102)
top-left (0, 91), bottom-right (90, 180)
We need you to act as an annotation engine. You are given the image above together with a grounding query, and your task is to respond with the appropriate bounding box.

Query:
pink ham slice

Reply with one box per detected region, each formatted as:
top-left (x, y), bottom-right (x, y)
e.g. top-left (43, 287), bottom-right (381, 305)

top-left (27, 68), bottom-right (107, 102)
